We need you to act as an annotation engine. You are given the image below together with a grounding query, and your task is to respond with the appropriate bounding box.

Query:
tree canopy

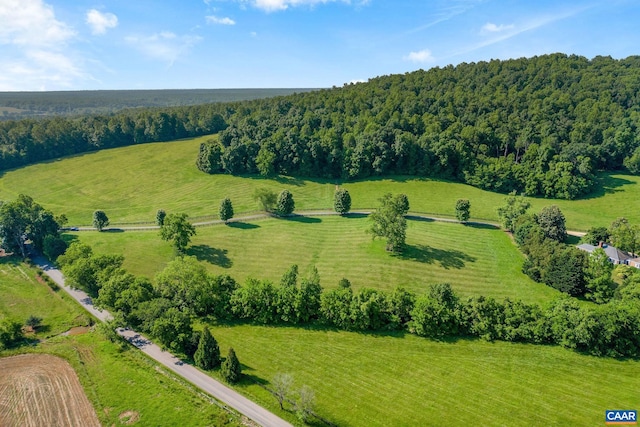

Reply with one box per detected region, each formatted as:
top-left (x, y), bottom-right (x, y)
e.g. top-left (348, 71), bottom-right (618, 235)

top-left (159, 213), bottom-right (196, 252)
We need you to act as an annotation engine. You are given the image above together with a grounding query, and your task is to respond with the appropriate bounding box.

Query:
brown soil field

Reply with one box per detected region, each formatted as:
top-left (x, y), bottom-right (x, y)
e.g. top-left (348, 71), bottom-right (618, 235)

top-left (0, 354), bottom-right (100, 427)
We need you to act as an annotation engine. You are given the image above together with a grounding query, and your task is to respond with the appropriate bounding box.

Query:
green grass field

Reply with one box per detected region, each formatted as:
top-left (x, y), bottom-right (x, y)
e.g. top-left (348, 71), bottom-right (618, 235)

top-left (0, 257), bottom-right (86, 336)
top-left (0, 258), bottom-right (239, 426)
top-left (75, 215), bottom-right (560, 305)
top-left (207, 323), bottom-right (640, 427)
top-left (0, 136), bottom-right (638, 230)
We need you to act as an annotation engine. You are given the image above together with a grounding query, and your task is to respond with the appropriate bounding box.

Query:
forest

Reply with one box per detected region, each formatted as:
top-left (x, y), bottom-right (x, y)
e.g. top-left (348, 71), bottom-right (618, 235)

top-left (2, 54), bottom-right (640, 199)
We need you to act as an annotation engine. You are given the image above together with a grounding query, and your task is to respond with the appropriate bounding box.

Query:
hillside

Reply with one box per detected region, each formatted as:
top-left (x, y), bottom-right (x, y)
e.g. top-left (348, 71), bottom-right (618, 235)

top-left (201, 54), bottom-right (640, 199)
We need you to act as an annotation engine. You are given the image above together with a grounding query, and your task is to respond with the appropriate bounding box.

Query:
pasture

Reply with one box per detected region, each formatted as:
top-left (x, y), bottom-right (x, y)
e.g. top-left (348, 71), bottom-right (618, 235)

top-left (209, 323), bottom-right (640, 427)
top-left (75, 215), bottom-right (561, 304)
top-left (0, 259), bottom-right (239, 427)
top-left (0, 137), bottom-right (638, 230)
top-left (0, 354), bottom-right (100, 427)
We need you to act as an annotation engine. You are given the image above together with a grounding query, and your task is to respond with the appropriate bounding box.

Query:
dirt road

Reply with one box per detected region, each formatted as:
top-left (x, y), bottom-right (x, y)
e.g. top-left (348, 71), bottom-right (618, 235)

top-left (33, 256), bottom-right (293, 427)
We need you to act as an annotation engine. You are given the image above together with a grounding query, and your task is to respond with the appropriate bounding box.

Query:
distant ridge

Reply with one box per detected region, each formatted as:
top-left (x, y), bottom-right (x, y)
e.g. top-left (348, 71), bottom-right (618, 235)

top-left (0, 88), bottom-right (319, 119)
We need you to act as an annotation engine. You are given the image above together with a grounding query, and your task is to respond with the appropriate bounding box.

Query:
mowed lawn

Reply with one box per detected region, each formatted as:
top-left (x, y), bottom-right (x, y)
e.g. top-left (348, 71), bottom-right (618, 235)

top-left (209, 323), bottom-right (640, 427)
top-left (75, 215), bottom-right (560, 304)
top-left (0, 136), bottom-right (638, 230)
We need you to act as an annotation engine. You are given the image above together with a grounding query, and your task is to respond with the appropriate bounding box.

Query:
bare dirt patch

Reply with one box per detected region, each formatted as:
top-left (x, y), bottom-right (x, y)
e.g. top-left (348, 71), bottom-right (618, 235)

top-left (118, 410), bottom-right (140, 425)
top-left (0, 354), bottom-right (100, 427)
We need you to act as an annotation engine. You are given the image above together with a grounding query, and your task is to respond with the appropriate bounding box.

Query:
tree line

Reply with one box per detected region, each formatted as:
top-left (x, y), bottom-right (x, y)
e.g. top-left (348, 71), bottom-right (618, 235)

top-left (57, 244), bottom-right (640, 358)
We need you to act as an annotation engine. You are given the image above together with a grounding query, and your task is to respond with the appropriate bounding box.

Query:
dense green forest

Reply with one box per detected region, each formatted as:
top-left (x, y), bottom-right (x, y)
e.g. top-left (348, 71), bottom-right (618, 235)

top-left (0, 88), bottom-right (311, 119)
top-left (199, 54), bottom-right (640, 199)
top-left (2, 54), bottom-right (640, 199)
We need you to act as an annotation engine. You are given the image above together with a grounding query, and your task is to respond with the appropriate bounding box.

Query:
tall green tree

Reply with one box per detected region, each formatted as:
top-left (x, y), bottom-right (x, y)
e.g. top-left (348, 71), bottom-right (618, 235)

top-left (156, 209), bottom-right (166, 226)
top-left (93, 210), bottom-right (109, 231)
top-left (368, 193), bottom-right (408, 252)
top-left (194, 326), bottom-right (221, 370)
top-left (455, 199), bottom-right (471, 223)
top-left (497, 192), bottom-right (530, 231)
top-left (219, 198), bottom-right (234, 223)
top-left (537, 205), bottom-right (567, 242)
top-left (609, 217), bottom-right (640, 255)
top-left (275, 190), bottom-right (295, 216)
top-left (334, 188), bottom-right (352, 215)
top-left (221, 347), bottom-right (242, 383)
top-left (159, 213), bottom-right (196, 253)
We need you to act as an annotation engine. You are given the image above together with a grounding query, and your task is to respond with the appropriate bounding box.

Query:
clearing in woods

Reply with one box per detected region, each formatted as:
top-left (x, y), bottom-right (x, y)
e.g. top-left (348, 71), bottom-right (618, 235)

top-left (0, 353), bottom-right (100, 427)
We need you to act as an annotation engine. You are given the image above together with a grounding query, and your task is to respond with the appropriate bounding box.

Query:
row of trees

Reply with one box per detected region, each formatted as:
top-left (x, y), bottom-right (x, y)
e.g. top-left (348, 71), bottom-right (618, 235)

top-left (197, 54), bottom-right (640, 199)
top-left (58, 244), bottom-right (640, 358)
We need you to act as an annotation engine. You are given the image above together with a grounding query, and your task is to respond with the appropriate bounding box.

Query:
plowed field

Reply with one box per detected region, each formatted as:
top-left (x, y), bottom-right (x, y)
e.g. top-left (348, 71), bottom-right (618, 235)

top-left (0, 354), bottom-right (100, 427)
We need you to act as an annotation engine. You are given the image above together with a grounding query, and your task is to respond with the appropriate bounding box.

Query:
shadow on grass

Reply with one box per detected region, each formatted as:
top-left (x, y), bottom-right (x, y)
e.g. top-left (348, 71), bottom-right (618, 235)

top-left (465, 222), bottom-right (499, 230)
top-left (406, 216), bottom-right (435, 223)
top-left (61, 234), bottom-right (79, 245)
top-left (343, 212), bottom-right (368, 219)
top-left (227, 221), bottom-right (260, 230)
top-left (282, 214), bottom-right (322, 224)
top-left (186, 245), bottom-right (232, 268)
top-left (565, 234), bottom-right (582, 245)
top-left (397, 244), bottom-right (476, 269)
top-left (102, 228), bottom-right (124, 233)
top-left (576, 173), bottom-right (636, 200)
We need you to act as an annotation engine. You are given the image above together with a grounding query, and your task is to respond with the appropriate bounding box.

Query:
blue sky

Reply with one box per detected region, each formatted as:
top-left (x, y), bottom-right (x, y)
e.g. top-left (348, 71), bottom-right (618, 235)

top-left (0, 0), bottom-right (638, 91)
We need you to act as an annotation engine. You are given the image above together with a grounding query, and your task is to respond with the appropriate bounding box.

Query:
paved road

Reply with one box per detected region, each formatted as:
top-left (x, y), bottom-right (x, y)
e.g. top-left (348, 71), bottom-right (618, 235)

top-left (32, 256), bottom-right (293, 427)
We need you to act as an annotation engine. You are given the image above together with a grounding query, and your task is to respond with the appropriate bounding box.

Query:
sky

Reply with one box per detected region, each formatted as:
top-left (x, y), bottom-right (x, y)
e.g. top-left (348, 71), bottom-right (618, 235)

top-left (0, 0), bottom-right (639, 91)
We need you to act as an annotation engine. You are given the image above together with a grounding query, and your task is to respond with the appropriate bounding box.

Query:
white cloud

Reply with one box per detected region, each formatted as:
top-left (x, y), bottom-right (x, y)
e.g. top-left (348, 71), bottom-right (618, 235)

top-left (481, 22), bottom-right (514, 34)
top-left (0, 0), bottom-right (75, 46)
top-left (235, 0), bottom-right (368, 12)
top-left (125, 32), bottom-right (202, 64)
top-left (0, 0), bottom-right (92, 90)
top-left (404, 49), bottom-right (435, 63)
top-left (86, 9), bottom-right (118, 35)
top-left (206, 15), bottom-right (236, 25)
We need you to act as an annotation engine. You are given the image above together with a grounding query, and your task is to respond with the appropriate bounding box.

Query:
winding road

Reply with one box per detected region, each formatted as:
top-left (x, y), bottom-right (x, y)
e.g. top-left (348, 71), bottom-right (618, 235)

top-left (32, 255), bottom-right (293, 427)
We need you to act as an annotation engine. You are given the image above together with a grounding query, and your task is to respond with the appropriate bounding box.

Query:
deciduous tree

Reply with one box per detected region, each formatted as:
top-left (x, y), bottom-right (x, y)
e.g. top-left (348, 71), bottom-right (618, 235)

top-left (497, 192), bottom-right (530, 232)
top-left (536, 205), bottom-right (567, 242)
top-left (253, 188), bottom-right (277, 212)
top-left (272, 373), bottom-right (294, 410)
top-left (159, 213), bottom-right (196, 253)
top-left (368, 193), bottom-right (408, 252)
top-left (93, 210), bottom-right (109, 231)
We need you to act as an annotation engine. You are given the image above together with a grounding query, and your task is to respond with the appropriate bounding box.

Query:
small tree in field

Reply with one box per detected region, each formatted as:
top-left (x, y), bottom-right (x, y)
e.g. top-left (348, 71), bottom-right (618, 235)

top-left (219, 198), bottom-right (234, 223)
top-left (221, 347), bottom-right (241, 383)
top-left (334, 188), bottom-right (351, 215)
top-left (272, 373), bottom-right (294, 410)
top-left (455, 199), bottom-right (471, 223)
top-left (159, 213), bottom-right (196, 253)
top-left (368, 193), bottom-right (408, 252)
top-left (194, 326), bottom-right (221, 370)
top-left (93, 210), bottom-right (109, 231)
top-left (253, 188), bottom-right (277, 212)
top-left (156, 209), bottom-right (166, 226)
top-left (497, 191), bottom-right (530, 232)
top-left (275, 190), bottom-right (295, 216)
top-left (295, 385), bottom-right (315, 422)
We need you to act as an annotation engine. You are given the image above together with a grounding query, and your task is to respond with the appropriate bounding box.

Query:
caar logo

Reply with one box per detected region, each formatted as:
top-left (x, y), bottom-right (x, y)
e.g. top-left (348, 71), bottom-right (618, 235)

top-left (606, 410), bottom-right (637, 425)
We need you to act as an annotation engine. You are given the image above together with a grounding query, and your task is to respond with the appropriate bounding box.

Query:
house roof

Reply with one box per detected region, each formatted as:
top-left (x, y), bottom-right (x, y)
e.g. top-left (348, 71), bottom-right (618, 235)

top-left (577, 243), bottom-right (632, 263)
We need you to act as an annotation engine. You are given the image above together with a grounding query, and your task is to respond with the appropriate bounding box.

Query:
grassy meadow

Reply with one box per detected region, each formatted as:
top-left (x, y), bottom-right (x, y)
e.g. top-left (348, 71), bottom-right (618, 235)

top-left (207, 323), bottom-right (640, 427)
top-left (0, 136), bottom-right (638, 230)
top-left (75, 215), bottom-right (561, 304)
top-left (0, 257), bottom-right (239, 426)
